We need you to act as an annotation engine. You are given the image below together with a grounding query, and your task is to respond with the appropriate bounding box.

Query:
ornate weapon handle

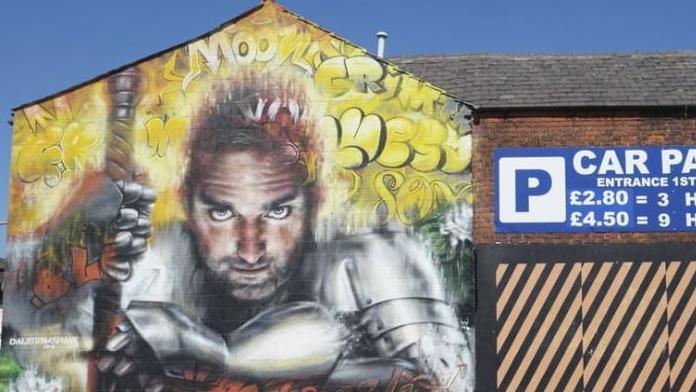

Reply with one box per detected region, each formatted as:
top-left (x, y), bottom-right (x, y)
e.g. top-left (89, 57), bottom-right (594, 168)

top-left (90, 67), bottom-right (140, 391)
top-left (105, 68), bottom-right (139, 182)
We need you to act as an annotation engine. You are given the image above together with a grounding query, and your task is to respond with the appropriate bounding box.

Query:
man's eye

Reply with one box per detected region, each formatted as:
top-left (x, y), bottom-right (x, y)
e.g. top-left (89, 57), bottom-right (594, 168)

top-left (209, 208), bottom-right (235, 222)
top-left (266, 206), bottom-right (292, 220)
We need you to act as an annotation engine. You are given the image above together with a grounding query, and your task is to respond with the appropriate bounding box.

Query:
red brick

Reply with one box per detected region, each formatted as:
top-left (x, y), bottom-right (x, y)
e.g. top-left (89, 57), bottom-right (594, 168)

top-left (473, 108), bottom-right (696, 245)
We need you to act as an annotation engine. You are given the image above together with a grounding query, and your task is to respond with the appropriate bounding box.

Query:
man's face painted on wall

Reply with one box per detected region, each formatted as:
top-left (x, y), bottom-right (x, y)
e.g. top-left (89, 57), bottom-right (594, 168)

top-left (188, 149), bottom-right (310, 302)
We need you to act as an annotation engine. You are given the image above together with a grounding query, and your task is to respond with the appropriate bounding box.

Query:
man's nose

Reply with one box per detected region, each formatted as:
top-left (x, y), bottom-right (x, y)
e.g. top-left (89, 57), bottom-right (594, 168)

top-left (236, 219), bottom-right (266, 264)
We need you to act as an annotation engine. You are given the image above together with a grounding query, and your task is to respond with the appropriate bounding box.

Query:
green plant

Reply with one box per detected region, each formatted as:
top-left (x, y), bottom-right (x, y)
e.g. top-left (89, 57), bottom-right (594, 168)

top-left (0, 352), bottom-right (22, 391)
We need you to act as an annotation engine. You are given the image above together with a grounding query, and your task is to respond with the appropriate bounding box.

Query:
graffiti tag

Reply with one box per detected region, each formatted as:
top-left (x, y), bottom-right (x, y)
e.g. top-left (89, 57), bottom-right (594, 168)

top-left (31, 245), bottom-right (105, 307)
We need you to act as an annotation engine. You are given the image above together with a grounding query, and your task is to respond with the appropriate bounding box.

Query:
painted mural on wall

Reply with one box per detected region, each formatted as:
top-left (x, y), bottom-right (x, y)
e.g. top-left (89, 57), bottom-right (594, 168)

top-left (2, 2), bottom-right (475, 391)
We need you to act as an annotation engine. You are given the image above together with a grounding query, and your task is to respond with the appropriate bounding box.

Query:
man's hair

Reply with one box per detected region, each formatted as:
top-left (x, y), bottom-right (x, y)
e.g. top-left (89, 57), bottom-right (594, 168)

top-left (185, 76), bottom-right (320, 204)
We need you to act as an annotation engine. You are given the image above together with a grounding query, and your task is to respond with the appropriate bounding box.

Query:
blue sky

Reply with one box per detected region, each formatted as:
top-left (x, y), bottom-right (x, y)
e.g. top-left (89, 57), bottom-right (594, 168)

top-left (1, 0), bottom-right (696, 256)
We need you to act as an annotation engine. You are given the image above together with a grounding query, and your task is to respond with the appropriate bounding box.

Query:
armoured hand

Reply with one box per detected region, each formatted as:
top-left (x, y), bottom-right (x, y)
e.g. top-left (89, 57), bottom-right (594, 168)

top-left (101, 181), bottom-right (156, 281)
top-left (97, 320), bottom-right (169, 392)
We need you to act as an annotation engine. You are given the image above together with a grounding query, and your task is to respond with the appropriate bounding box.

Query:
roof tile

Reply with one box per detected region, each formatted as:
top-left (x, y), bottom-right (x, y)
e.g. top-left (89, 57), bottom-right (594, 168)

top-left (389, 52), bottom-right (696, 109)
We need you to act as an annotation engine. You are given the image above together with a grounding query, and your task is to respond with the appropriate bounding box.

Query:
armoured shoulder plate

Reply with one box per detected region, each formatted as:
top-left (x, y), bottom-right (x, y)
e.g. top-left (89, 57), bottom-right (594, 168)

top-left (317, 232), bottom-right (449, 312)
top-left (315, 232), bottom-right (475, 391)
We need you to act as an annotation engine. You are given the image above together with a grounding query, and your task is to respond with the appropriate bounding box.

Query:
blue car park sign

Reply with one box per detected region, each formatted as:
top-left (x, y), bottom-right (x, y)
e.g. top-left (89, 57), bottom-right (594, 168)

top-left (495, 146), bottom-right (696, 233)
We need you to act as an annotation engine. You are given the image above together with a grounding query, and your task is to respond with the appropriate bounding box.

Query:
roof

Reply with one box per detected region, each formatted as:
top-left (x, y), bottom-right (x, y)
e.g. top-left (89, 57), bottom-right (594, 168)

top-left (389, 52), bottom-right (696, 110)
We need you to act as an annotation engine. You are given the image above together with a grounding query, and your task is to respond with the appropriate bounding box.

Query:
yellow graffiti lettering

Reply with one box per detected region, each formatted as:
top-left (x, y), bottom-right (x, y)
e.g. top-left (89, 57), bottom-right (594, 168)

top-left (10, 1), bottom-right (476, 241)
top-left (22, 104), bottom-right (56, 132)
top-left (410, 118), bottom-right (448, 172)
top-left (231, 30), bottom-right (258, 65)
top-left (397, 76), bottom-right (440, 115)
top-left (185, 22), bottom-right (320, 83)
top-left (254, 28), bottom-right (279, 62)
top-left (162, 52), bottom-right (184, 82)
top-left (13, 118), bottom-right (99, 187)
top-left (378, 117), bottom-right (416, 168)
top-left (318, 36), bottom-right (363, 59)
top-left (182, 50), bottom-right (204, 92)
top-left (431, 180), bottom-right (459, 205)
top-left (276, 25), bottom-right (315, 73)
top-left (187, 33), bottom-right (236, 75)
top-left (396, 176), bottom-right (435, 224)
top-left (315, 57), bottom-right (354, 97)
top-left (372, 170), bottom-right (404, 222)
top-left (378, 65), bottom-right (405, 101)
top-left (344, 170), bottom-right (362, 202)
top-left (369, 169), bottom-right (472, 225)
top-left (52, 96), bottom-right (74, 122)
top-left (346, 56), bottom-right (386, 94)
top-left (13, 125), bottom-right (62, 185)
top-left (315, 56), bottom-right (385, 97)
top-left (61, 121), bottom-right (100, 172)
top-left (318, 36), bottom-right (343, 58)
top-left (140, 53), bottom-right (191, 119)
top-left (144, 116), bottom-right (187, 157)
top-left (327, 109), bottom-right (471, 174)
top-left (324, 108), bottom-right (386, 169)
top-left (442, 134), bottom-right (472, 174)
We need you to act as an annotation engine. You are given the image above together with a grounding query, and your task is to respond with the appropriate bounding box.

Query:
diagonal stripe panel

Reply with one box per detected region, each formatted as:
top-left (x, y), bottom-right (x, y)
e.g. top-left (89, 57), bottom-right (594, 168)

top-left (507, 264), bottom-right (580, 390)
top-left (497, 263), bottom-right (525, 321)
top-left (497, 263), bottom-right (549, 365)
top-left (494, 259), bottom-right (696, 392)
top-left (601, 262), bottom-right (668, 392)
top-left (588, 262), bottom-right (660, 390)
top-left (666, 260), bottom-right (696, 392)
top-left (527, 268), bottom-right (583, 392)
top-left (625, 269), bottom-right (670, 392)
top-left (498, 263), bottom-right (565, 389)
top-left (495, 263), bottom-right (583, 391)
top-left (582, 261), bottom-right (643, 387)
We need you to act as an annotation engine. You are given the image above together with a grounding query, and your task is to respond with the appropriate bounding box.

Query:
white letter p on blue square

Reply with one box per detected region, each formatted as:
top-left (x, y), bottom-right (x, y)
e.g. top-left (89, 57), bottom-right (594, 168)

top-left (498, 157), bottom-right (566, 223)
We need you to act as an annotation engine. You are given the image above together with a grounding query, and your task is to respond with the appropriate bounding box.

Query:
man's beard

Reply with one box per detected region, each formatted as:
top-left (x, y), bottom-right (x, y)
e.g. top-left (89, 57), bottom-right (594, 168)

top-left (203, 255), bottom-right (293, 302)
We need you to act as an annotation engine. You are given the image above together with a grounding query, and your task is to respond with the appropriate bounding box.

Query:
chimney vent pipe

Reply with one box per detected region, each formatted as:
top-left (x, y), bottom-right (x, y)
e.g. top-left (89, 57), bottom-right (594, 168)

top-left (376, 31), bottom-right (388, 58)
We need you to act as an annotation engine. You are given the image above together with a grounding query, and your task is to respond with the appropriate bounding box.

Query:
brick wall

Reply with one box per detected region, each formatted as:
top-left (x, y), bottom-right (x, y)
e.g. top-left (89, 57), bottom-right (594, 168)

top-left (473, 107), bottom-right (696, 245)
